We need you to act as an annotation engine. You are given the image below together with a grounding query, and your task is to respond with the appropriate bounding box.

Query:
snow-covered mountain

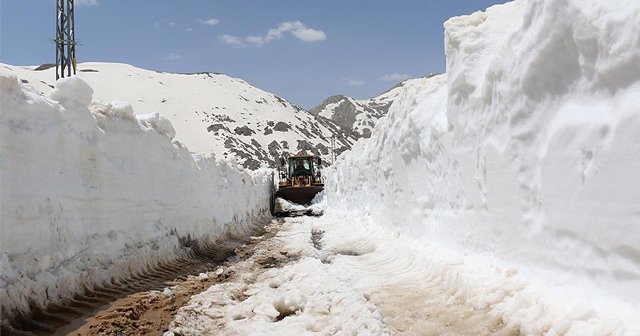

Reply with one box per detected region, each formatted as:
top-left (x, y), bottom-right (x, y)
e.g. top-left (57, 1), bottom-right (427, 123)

top-left (309, 75), bottom-right (435, 139)
top-left (0, 63), bottom-right (354, 169)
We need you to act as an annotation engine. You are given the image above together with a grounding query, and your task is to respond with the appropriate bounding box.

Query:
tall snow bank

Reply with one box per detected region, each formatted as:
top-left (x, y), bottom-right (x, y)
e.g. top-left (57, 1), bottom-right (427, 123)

top-left (0, 74), bottom-right (271, 318)
top-left (328, 0), bottom-right (640, 334)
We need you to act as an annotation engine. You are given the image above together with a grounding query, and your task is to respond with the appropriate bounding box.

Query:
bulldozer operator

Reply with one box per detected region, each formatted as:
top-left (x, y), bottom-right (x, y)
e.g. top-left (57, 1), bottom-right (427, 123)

top-left (292, 159), bottom-right (311, 176)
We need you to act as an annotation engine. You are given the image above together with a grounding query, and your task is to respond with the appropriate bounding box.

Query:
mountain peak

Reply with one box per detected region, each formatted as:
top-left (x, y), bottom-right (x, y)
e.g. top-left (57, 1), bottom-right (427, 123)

top-left (308, 78), bottom-right (425, 140)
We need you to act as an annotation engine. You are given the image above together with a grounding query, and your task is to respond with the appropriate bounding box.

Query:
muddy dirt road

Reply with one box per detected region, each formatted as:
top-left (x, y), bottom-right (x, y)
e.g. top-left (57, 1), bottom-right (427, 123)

top-left (55, 223), bottom-right (281, 336)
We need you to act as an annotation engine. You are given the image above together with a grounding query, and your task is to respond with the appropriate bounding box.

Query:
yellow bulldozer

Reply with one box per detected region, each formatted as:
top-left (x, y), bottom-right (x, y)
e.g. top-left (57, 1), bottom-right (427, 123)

top-left (271, 152), bottom-right (324, 216)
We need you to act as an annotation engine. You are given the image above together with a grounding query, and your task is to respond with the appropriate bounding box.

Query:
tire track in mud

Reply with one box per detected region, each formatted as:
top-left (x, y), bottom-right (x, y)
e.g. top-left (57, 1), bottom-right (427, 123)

top-left (1, 220), bottom-right (280, 336)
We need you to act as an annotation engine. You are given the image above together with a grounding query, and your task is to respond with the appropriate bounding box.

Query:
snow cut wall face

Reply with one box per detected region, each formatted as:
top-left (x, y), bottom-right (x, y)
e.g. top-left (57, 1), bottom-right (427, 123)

top-left (441, 0), bottom-right (640, 284)
top-left (327, 0), bottom-right (640, 328)
top-left (0, 74), bottom-right (271, 317)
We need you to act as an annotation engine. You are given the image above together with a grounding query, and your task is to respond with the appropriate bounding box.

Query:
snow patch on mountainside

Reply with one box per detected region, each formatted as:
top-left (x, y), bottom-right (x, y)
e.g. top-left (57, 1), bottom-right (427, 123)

top-left (0, 73), bottom-right (270, 319)
top-left (328, 0), bottom-right (640, 334)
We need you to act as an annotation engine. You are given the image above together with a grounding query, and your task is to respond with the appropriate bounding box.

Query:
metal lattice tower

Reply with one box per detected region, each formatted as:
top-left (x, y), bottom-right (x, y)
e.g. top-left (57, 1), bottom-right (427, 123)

top-left (55, 0), bottom-right (76, 80)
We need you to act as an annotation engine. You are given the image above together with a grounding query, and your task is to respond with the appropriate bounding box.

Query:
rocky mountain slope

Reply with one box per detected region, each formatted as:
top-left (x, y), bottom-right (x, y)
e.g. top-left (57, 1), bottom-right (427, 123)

top-left (309, 75), bottom-right (436, 140)
top-left (1, 62), bottom-right (354, 169)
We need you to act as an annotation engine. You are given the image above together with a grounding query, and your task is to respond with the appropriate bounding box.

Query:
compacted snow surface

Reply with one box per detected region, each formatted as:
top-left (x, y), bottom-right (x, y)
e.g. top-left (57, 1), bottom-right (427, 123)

top-left (167, 211), bottom-right (521, 336)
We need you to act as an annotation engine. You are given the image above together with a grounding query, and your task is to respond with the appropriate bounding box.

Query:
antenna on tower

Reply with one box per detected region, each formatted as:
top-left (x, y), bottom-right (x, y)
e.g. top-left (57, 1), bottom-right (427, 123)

top-left (55, 0), bottom-right (77, 80)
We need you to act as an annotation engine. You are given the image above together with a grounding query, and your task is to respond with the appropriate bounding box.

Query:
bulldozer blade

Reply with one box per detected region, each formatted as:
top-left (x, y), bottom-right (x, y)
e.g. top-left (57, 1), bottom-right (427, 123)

top-left (275, 186), bottom-right (323, 206)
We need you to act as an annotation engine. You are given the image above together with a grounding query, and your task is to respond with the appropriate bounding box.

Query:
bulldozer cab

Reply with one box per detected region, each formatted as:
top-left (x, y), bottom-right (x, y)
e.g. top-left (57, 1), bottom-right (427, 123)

top-left (280, 154), bottom-right (322, 185)
top-left (290, 157), bottom-right (313, 177)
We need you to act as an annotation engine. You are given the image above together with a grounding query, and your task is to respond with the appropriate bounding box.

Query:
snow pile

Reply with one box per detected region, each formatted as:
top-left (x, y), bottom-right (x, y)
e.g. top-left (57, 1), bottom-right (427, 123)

top-left (136, 112), bottom-right (177, 139)
top-left (0, 74), bottom-right (271, 319)
top-left (328, 0), bottom-right (640, 334)
top-left (274, 190), bottom-right (326, 216)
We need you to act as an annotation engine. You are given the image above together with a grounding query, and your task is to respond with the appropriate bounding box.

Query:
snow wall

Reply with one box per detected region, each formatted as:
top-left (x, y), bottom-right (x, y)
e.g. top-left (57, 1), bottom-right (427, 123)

top-left (0, 74), bottom-right (271, 318)
top-left (328, 0), bottom-right (640, 333)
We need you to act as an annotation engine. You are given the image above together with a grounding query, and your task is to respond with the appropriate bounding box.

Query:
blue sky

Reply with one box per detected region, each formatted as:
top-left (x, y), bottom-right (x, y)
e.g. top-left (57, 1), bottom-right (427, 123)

top-left (1, 0), bottom-right (508, 108)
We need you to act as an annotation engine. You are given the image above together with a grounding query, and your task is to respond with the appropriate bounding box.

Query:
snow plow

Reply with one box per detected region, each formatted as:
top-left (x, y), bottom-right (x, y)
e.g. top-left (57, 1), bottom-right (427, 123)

top-left (271, 153), bottom-right (324, 216)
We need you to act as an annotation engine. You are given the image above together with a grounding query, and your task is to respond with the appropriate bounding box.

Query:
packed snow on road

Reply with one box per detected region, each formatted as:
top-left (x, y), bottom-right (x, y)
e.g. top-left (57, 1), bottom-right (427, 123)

top-left (2, 0), bottom-right (640, 335)
top-left (165, 206), bottom-right (528, 335)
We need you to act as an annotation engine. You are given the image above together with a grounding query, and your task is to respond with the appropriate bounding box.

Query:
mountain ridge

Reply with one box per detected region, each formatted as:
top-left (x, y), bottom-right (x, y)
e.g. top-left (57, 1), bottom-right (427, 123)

top-left (1, 62), bottom-right (428, 168)
top-left (309, 74), bottom-right (438, 140)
